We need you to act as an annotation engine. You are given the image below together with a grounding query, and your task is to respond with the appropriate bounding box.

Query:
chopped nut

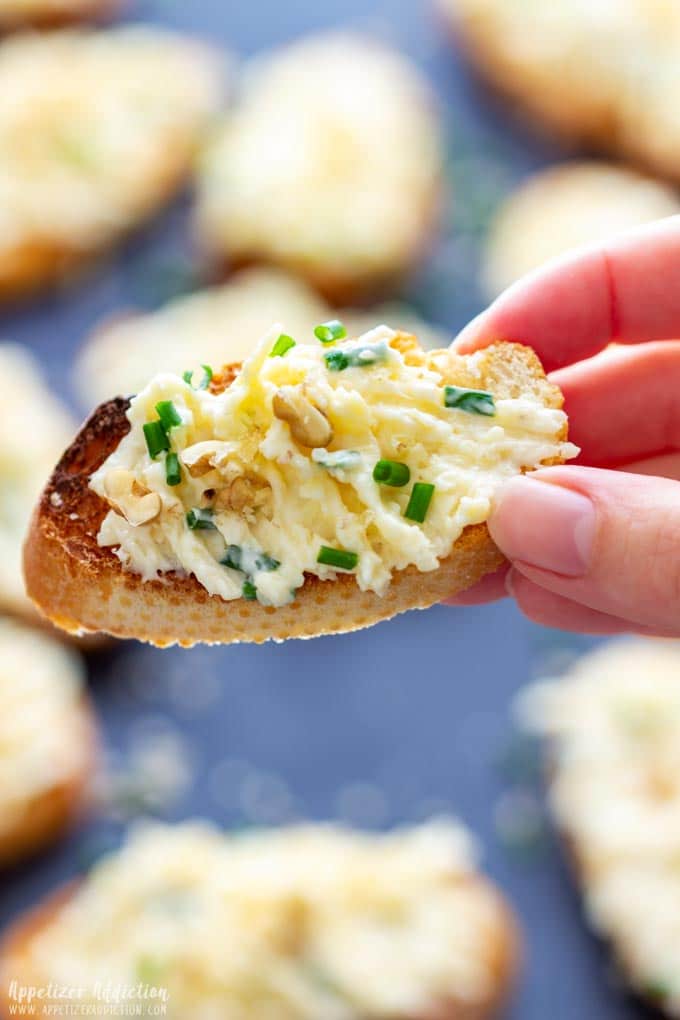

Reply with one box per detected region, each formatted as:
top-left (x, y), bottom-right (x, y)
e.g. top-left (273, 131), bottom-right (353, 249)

top-left (103, 468), bottom-right (161, 527)
top-left (272, 387), bottom-right (333, 448)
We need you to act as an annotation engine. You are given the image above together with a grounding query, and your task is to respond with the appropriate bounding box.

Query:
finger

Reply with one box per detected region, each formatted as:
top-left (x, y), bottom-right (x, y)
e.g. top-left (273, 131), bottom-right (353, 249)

top-left (444, 564), bottom-right (509, 605)
top-left (507, 570), bottom-right (678, 637)
top-left (552, 341), bottom-right (680, 466)
top-left (456, 217), bottom-right (680, 370)
top-left (489, 466), bottom-right (680, 634)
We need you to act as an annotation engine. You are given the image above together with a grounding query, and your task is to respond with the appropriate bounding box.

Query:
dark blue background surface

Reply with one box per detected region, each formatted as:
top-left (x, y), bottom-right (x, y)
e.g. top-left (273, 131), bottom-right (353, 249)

top-left (0, 3), bottom-right (656, 1018)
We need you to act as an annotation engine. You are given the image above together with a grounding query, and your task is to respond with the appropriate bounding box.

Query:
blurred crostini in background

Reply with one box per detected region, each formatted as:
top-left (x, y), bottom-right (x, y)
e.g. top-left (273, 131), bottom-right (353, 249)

top-left (483, 162), bottom-right (680, 299)
top-left (0, 618), bottom-right (97, 870)
top-left (194, 32), bottom-right (443, 306)
top-left (518, 639), bottom-right (680, 1016)
top-left (0, 26), bottom-right (226, 301)
top-left (0, 818), bottom-right (520, 1019)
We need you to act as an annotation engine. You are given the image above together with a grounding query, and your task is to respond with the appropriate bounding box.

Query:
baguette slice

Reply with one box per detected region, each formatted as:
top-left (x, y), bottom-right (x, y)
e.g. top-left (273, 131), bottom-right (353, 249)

top-left (24, 342), bottom-right (566, 647)
top-left (0, 821), bottom-right (520, 1020)
top-left (0, 697), bottom-right (96, 870)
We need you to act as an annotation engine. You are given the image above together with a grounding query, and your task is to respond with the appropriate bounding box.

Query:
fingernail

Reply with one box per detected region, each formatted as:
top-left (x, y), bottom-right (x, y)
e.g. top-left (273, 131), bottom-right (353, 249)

top-left (504, 567), bottom-right (517, 597)
top-left (490, 476), bottom-right (596, 577)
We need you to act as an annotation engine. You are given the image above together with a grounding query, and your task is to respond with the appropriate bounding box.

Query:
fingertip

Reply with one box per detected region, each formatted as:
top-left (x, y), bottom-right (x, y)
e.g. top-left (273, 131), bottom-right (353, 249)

top-left (453, 311), bottom-right (496, 354)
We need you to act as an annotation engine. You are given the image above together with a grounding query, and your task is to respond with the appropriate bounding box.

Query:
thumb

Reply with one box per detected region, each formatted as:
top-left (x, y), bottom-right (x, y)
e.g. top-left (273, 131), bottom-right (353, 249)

top-left (489, 466), bottom-right (680, 633)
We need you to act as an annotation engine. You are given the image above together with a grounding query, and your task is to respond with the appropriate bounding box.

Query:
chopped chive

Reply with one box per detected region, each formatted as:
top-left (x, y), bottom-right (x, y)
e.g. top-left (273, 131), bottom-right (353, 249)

top-left (155, 400), bottom-right (182, 431)
top-left (315, 319), bottom-right (347, 344)
top-left (324, 350), bottom-right (350, 372)
top-left (317, 545), bottom-right (359, 571)
top-left (143, 420), bottom-right (169, 459)
top-left (444, 385), bottom-right (496, 416)
top-left (324, 341), bottom-right (389, 372)
top-left (269, 333), bottom-right (296, 357)
top-left (183, 365), bottom-right (213, 390)
top-left (373, 459), bottom-right (410, 487)
top-left (242, 580), bottom-right (258, 600)
top-left (186, 507), bottom-right (216, 530)
top-left (255, 552), bottom-right (280, 572)
top-left (165, 452), bottom-right (181, 486)
top-left (404, 482), bottom-right (435, 523)
top-left (220, 544), bottom-right (242, 570)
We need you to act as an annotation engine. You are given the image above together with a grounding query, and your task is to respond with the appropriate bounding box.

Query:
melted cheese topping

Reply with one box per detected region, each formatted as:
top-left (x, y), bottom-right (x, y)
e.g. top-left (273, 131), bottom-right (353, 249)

top-left (0, 344), bottom-right (75, 615)
top-left (484, 162), bottom-right (680, 298)
top-left (0, 618), bottom-right (87, 833)
top-left (518, 640), bottom-right (680, 1010)
top-left (23, 819), bottom-right (509, 1018)
top-left (195, 33), bottom-right (442, 278)
top-left (90, 326), bottom-right (574, 608)
top-left (75, 268), bottom-right (452, 410)
top-left (0, 27), bottom-right (223, 253)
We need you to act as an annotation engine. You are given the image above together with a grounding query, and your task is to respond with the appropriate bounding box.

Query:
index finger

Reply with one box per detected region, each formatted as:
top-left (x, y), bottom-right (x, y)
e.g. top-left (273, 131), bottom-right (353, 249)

top-left (456, 215), bottom-right (680, 371)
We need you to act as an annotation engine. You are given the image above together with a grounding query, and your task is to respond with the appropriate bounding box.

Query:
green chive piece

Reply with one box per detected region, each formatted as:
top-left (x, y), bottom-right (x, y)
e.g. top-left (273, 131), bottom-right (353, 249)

top-left (324, 349), bottom-right (350, 372)
top-left (317, 545), bottom-right (359, 571)
top-left (183, 365), bottom-right (213, 390)
top-left (314, 319), bottom-right (347, 344)
top-left (373, 459), bottom-right (410, 487)
top-left (324, 341), bottom-right (389, 372)
top-left (269, 333), bottom-right (296, 357)
top-left (165, 451), bottom-right (181, 486)
top-left (444, 385), bottom-right (496, 416)
top-left (220, 544), bottom-right (242, 570)
top-left (143, 420), bottom-right (169, 459)
top-left (186, 507), bottom-right (216, 530)
top-left (404, 482), bottom-right (435, 523)
top-left (242, 580), bottom-right (258, 600)
top-left (255, 552), bottom-right (280, 572)
top-left (155, 400), bottom-right (182, 431)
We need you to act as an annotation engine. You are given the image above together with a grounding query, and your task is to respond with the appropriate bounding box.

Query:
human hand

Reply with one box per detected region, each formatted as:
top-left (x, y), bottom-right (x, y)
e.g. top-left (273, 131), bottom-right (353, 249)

top-left (449, 216), bottom-right (680, 636)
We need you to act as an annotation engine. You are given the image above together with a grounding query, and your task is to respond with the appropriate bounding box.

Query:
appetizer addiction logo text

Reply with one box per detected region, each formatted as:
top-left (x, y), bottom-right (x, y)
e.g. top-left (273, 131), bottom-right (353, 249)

top-left (5, 979), bottom-right (168, 1016)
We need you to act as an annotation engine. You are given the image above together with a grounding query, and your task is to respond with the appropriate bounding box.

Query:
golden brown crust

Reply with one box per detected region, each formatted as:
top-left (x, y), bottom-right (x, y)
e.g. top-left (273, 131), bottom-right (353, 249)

top-left (23, 342), bottom-right (566, 646)
top-left (0, 696), bottom-right (96, 870)
top-left (0, 0), bottom-right (123, 31)
top-left (0, 877), bottom-right (520, 1020)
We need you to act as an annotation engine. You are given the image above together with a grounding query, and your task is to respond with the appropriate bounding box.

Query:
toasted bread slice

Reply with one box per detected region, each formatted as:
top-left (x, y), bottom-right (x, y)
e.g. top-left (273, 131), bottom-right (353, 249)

top-left (0, 619), bottom-right (97, 868)
top-left (0, 697), bottom-right (95, 869)
top-left (24, 341), bottom-right (567, 646)
top-left (0, 821), bottom-right (520, 1020)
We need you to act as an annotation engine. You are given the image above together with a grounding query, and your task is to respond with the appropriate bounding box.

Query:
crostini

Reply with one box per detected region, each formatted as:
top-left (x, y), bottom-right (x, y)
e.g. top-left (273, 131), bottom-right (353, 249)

top-left (0, 344), bottom-right (75, 624)
top-left (518, 639), bottom-right (680, 1016)
top-left (194, 33), bottom-right (443, 304)
top-left (0, 618), bottom-right (96, 868)
top-left (484, 162), bottom-right (680, 299)
top-left (0, 819), bottom-right (520, 1019)
top-left (0, 27), bottom-right (223, 299)
top-left (74, 268), bottom-right (451, 411)
top-left (24, 325), bottom-right (575, 646)
top-left (440, 0), bottom-right (680, 184)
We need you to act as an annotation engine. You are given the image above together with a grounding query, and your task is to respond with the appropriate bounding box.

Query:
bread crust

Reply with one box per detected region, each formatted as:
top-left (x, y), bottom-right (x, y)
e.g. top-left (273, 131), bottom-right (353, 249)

top-left (0, 0), bottom-right (122, 30)
top-left (23, 342), bottom-right (566, 646)
top-left (0, 876), bottom-right (520, 1020)
top-left (0, 696), bottom-right (96, 870)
